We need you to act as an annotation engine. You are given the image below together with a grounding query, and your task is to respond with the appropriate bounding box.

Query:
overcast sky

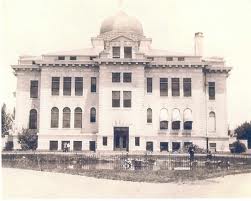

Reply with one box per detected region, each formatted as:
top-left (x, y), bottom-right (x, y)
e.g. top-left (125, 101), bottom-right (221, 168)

top-left (0, 0), bottom-right (250, 129)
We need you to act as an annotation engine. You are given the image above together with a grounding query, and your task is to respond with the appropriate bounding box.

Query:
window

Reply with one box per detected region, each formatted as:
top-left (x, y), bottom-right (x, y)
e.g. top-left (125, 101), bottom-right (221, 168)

top-left (172, 109), bottom-right (181, 130)
top-left (147, 108), bottom-right (152, 123)
top-left (178, 57), bottom-right (185, 61)
top-left (112, 46), bottom-right (120, 58)
top-left (209, 112), bottom-right (216, 132)
top-left (135, 137), bottom-right (140, 146)
top-left (63, 77), bottom-right (71, 96)
top-left (209, 82), bottom-right (215, 100)
top-left (172, 142), bottom-right (181, 151)
top-left (29, 109), bottom-right (37, 129)
top-left (172, 78), bottom-right (180, 96)
top-left (51, 107), bottom-right (59, 128)
top-left (74, 107), bottom-right (82, 128)
top-left (30, 80), bottom-right (38, 98)
top-left (123, 73), bottom-right (132, 83)
top-left (90, 56), bottom-right (97, 60)
top-left (112, 73), bottom-right (120, 83)
top-left (112, 91), bottom-right (120, 107)
top-left (172, 121), bottom-right (180, 130)
top-left (73, 141), bottom-right (82, 151)
top-left (160, 108), bottom-right (168, 130)
top-left (147, 78), bottom-right (152, 93)
top-left (58, 56), bottom-right (65, 60)
top-left (63, 107), bottom-right (71, 128)
top-left (183, 109), bottom-right (193, 130)
top-left (166, 57), bottom-right (173, 61)
top-left (160, 78), bottom-right (168, 96)
top-left (123, 91), bottom-right (131, 108)
top-left (91, 77), bottom-right (96, 92)
top-left (147, 57), bottom-right (154, 61)
top-left (75, 77), bottom-right (83, 96)
top-left (124, 47), bottom-right (132, 58)
top-left (70, 56), bottom-right (77, 60)
top-left (184, 142), bottom-right (192, 148)
top-left (103, 137), bottom-right (107, 146)
top-left (160, 142), bottom-right (169, 152)
top-left (89, 141), bottom-right (96, 151)
top-left (209, 143), bottom-right (217, 152)
top-left (183, 78), bottom-right (191, 97)
top-left (90, 107), bottom-right (96, 123)
top-left (49, 141), bottom-right (58, 151)
top-left (52, 77), bottom-right (60, 96)
top-left (146, 141), bottom-right (153, 152)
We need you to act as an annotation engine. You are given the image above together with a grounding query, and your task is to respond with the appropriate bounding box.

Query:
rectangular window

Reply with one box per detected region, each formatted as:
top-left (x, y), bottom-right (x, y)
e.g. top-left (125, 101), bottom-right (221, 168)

top-left (112, 72), bottom-right (120, 83)
top-left (147, 78), bottom-right (152, 93)
top-left (75, 77), bottom-right (83, 96)
top-left (52, 77), bottom-right (60, 96)
top-left (30, 80), bottom-right (38, 98)
top-left (112, 91), bottom-right (120, 107)
top-left (103, 137), bottom-right (107, 146)
top-left (209, 82), bottom-right (215, 100)
top-left (49, 141), bottom-right (58, 151)
top-left (183, 78), bottom-right (192, 97)
top-left (73, 141), bottom-right (82, 151)
top-left (70, 56), bottom-right (77, 60)
top-left (146, 141), bottom-right (153, 152)
top-left (147, 57), bottom-right (154, 61)
top-left (135, 137), bottom-right (140, 146)
top-left (91, 77), bottom-right (97, 92)
top-left (123, 91), bottom-right (131, 108)
top-left (112, 46), bottom-right (120, 58)
top-left (160, 121), bottom-right (168, 130)
top-left (124, 47), bottom-right (132, 58)
top-left (90, 56), bottom-right (97, 60)
top-left (209, 143), bottom-right (217, 152)
top-left (166, 57), bottom-right (173, 61)
top-left (160, 78), bottom-right (168, 96)
top-left (63, 77), bottom-right (71, 96)
top-left (178, 57), bottom-right (185, 61)
top-left (172, 78), bottom-right (180, 96)
top-left (58, 56), bottom-right (65, 60)
top-left (123, 73), bottom-right (132, 83)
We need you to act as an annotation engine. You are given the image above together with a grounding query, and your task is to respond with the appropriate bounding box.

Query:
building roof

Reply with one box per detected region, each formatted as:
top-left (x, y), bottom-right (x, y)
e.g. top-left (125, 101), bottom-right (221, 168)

top-left (44, 48), bottom-right (100, 56)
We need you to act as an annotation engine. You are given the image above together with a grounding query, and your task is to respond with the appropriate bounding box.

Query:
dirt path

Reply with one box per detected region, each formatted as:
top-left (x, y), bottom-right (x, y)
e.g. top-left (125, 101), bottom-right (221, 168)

top-left (2, 168), bottom-right (251, 198)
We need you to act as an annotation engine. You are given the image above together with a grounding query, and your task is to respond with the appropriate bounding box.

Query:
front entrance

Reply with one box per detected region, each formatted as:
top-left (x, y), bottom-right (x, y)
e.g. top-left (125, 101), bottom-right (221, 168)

top-left (114, 127), bottom-right (129, 151)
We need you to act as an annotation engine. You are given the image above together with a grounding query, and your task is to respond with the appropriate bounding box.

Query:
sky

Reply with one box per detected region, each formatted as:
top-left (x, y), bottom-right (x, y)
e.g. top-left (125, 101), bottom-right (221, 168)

top-left (0, 0), bottom-right (251, 129)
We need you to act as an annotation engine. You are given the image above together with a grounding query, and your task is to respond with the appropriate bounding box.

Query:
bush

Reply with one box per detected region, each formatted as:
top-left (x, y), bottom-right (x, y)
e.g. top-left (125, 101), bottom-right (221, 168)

top-left (231, 140), bottom-right (246, 153)
top-left (17, 129), bottom-right (38, 150)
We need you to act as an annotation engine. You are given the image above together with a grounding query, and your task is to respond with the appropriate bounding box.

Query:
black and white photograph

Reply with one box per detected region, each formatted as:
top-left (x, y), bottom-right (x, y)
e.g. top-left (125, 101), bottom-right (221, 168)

top-left (1, 0), bottom-right (251, 199)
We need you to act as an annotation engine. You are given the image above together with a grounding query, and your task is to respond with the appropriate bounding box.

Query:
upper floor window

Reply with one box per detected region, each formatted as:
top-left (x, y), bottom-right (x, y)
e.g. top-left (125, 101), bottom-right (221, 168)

top-left (29, 109), bottom-right (37, 129)
top-left (172, 109), bottom-right (181, 130)
top-left (124, 47), bottom-right (132, 59)
top-left (74, 107), bottom-right (82, 128)
top-left (209, 111), bottom-right (216, 132)
top-left (178, 57), bottom-right (185, 61)
top-left (90, 107), bottom-right (96, 123)
top-left (172, 78), bottom-right (180, 96)
top-left (166, 57), bottom-right (173, 61)
top-left (70, 56), bottom-right (77, 60)
top-left (147, 78), bottom-right (152, 93)
top-left (58, 56), bottom-right (65, 60)
top-left (91, 77), bottom-right (96, 92)
top-left (123, 73), bottom-right (132, 83)
top-left (123, 91), bottom-right (131, 108)
top-left (63, 107), bottom-right (71, 128)
top-left (112, 46), bottom-right (120, 58)
top-left (112, 91), bottom-right (120, 107)
top-left (112, 73), bottom-right (120, 83)
top-left (147, 108), bottom-right (152, 123)
top-left (52, 77), bottom-right (60, 96)
top-left (183, 109), bottom-right (193, 130)
top-left (160, 78), bottom-right (168, 96)
top-left (160, 108), bottom-right (168, 130)
top-left (208, 82), bottom-right (215, 100)
top-left (183, 78), bottom-right (192, 97)
top-left (63, 77), bottom-right (71, 96)
top-left (103, 136), bottom-right (107, 146)
top-left (135, 137), bottom-right (140, 146)
top-left (30, 80), bottom-right (38, 98)
top-left (51, 107), bottom-right (59, 128)
top-left (75, 77), bottom-right (83, 96)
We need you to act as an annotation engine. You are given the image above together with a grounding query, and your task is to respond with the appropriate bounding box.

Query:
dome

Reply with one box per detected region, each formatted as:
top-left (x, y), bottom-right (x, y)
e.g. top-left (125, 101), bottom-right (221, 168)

top-left (100, 11), bottom-right (143, 35)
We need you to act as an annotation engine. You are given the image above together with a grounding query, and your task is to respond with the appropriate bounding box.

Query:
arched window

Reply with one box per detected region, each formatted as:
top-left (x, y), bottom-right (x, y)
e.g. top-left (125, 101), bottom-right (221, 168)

top-left (172, 109), bottom-right (181, 130)
top-left (183, 109), bottom-right (193, 130)
top-left (160, 108), bottom-right (168, 129)
top-left (209, 112), bottom-right (216, 132)
top-left (90, 107), bottom-right (96, 123)
top-left (63, 107), bottom-right (71, 128)
top-left (29, 109), bottom-right (37, 129)
top-left (74, 107), bottom-right (82, 128)
top-left (147, 108), bottom-right (152, 123)
top-left (51, 107), bottom-right (59, 128)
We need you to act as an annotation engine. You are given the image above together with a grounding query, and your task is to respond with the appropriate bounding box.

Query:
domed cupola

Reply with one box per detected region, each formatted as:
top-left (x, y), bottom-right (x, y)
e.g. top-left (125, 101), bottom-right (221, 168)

top-left (100, 11), bottom-right (144, 36)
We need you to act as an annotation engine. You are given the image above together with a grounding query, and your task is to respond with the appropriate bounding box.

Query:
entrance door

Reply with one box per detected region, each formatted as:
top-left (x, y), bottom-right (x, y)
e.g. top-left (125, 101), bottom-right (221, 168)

top-left (114, 127), bottom-right (129, 151)
top-left (89, 141), bottom-right (96, 152)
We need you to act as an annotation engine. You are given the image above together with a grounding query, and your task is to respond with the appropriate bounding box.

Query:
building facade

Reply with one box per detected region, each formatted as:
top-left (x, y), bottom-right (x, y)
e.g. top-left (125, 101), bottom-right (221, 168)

top-left (12, 11), bottom-right (231, 152)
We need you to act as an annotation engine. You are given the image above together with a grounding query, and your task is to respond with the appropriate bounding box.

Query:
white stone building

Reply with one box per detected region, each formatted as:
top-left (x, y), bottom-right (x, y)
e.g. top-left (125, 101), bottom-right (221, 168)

top-left (12, 11), bottom-right (231, 152)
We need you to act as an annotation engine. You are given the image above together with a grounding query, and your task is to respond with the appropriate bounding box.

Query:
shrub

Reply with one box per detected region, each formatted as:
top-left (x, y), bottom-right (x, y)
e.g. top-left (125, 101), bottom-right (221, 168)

top-left (231, 140), bottom-right (246, 153)
top-left (17, 129), bottom-right (38, 150)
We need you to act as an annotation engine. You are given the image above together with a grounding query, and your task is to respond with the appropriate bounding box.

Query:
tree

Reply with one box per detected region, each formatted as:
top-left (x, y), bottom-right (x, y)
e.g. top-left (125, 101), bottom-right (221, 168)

top-left (17, 129), bottom-right (38, 150)
top-left (235, 121), bottom-right (251, 149)
top-left (1, 103), bottom-right (13, 137)
top-left (230, 140), bottom-right (247, 153)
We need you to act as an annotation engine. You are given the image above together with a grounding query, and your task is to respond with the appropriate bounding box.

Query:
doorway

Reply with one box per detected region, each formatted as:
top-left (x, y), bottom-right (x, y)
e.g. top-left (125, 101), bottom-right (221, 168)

top-left (114, 127), bottom-right (129, 151)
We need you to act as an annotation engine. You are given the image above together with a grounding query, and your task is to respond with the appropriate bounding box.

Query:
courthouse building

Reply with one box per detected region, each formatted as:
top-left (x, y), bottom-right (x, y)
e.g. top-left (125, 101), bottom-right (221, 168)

top-left (12, 11), bottom-right (232, 152)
